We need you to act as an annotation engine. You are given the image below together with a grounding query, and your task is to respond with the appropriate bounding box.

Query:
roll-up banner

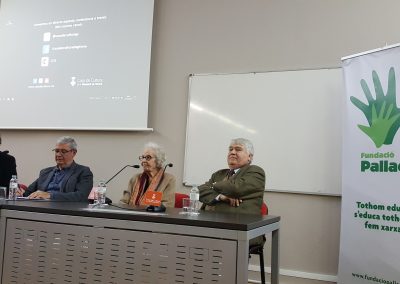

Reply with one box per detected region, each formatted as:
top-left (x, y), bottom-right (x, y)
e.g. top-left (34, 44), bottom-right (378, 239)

top-left (339, 44), bottom-right (400, 284)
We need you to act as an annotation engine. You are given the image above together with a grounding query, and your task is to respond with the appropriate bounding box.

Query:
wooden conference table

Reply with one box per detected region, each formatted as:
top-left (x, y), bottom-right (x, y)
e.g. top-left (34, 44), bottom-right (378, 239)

top-left (0, 200), bottom-right (280, 284)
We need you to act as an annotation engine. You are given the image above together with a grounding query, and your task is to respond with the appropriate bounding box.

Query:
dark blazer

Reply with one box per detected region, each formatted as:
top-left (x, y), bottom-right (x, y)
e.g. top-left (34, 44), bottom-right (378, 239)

top-left (0, 150), bottom-right (17, 188)
top-left (24, 161), bottom-right (93, 201)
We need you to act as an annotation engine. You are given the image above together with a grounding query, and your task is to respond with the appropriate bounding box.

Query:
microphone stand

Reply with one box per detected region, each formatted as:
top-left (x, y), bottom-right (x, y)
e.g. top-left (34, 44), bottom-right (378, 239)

top-left (106, 165), bottom-right (139, 184)
top-left (162, 163), bottom-right (173, 175)
top-left (98, 165), bottom-right (139, 205)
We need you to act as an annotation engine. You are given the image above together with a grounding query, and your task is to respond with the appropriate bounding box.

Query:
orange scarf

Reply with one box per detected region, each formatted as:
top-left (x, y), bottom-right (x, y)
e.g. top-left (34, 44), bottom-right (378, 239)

top-left (128, 169), bottom-right (164, 206)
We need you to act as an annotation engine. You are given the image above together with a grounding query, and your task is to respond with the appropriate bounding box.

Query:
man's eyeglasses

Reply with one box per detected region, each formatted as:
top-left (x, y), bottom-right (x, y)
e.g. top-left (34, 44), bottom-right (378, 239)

top-left (139, 155), bottom-right (154, 161)
top-left (52, 149), bottom-right (74, 155)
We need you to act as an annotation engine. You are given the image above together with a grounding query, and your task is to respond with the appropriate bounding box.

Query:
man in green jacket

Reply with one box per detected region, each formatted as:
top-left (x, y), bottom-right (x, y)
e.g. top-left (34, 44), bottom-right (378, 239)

top-left (199, 138), bottom-right (266, 246)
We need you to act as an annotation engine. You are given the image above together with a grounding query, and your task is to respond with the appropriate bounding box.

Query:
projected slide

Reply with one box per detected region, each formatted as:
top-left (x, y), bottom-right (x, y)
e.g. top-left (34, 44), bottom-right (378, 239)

top-left (30, 16), bottom-right (107, 90)
top-left (0, 0), bottom-right (154, 130)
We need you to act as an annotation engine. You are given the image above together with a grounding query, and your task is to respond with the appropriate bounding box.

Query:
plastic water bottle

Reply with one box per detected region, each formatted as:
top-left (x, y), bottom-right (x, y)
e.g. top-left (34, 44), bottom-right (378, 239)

top-left (95, 181), bottom-right (107, 206)
top-left (189, 186), bottom-right (200, 215)
top-left (8, 175), bottom-right (18, 200)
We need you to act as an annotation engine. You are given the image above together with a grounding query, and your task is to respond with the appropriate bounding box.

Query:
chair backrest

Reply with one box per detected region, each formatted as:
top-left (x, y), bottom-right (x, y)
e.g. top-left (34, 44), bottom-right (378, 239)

top-left (175, 193), bottom-right (189, 208)
top-left (261, 202), bottom-right (268, 215)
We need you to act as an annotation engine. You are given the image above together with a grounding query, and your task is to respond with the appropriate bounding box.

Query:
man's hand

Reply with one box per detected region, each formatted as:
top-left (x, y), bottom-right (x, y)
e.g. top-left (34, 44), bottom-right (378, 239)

top-left (15, 186), bottom-right (25, 197)
top-left (28, 191), bottom-right (50, 199)
top-left (219, 194), bottom-right (242, 207)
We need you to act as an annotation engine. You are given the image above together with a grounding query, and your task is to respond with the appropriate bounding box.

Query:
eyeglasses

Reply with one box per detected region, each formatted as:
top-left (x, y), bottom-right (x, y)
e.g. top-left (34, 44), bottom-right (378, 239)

top-left (52, 149), bottom-right (74, 155)
top-left (139, 155), bottom-right (154, 161)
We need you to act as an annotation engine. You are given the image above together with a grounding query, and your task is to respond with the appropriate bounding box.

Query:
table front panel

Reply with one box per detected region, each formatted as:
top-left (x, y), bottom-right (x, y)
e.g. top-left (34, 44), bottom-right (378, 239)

top-left (2, 219), bottom-right (237, 284)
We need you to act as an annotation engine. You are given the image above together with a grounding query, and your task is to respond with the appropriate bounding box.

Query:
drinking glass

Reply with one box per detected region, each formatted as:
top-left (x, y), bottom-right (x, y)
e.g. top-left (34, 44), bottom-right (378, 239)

top-left (0, 187), bottom-right (7, 200)
top-left (180, 198), bottom-right (191, 214)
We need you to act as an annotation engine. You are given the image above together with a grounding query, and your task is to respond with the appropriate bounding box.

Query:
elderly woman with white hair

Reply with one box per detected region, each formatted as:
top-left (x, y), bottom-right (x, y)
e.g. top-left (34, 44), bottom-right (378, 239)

top-left (120, 142), bottom-right (175, 207)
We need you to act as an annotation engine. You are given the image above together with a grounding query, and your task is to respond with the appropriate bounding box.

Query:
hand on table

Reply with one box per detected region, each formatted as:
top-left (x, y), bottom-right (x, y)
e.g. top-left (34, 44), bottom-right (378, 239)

top-left (15, 187), bottom-right (25, 197)
top-left (28, 191), bottom-right (50, 200)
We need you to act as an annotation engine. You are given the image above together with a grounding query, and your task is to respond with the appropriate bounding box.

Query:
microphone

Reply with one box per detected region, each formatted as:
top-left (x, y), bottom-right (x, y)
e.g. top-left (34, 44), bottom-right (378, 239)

top-left (106, 164), bottom-right (140, 184)
top-left (162, 163), bottom-right (173, 174)
top-left (146, 163), bottom-right (173, 213)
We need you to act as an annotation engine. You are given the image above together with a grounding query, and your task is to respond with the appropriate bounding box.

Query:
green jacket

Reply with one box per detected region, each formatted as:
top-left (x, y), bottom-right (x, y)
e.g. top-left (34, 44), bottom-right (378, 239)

top-left (199, 164), bottom-right (266, 245)
top-left (199, 164), bottom-right (265, 214)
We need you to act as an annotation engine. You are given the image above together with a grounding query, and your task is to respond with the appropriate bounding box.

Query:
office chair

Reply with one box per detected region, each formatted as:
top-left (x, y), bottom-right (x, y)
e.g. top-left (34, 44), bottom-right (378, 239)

top-left (174, 192), bottom-right (189, 208)
top-left (249, 202), bottom-right (268, 284)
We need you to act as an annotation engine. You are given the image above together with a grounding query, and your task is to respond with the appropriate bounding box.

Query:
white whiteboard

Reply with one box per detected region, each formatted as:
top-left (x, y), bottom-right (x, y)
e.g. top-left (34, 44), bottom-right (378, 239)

top-left (184, 69), bottom-right (344, 196)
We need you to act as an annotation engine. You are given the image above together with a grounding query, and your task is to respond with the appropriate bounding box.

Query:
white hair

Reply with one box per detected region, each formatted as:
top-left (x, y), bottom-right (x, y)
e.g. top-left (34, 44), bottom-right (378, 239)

top-left (57, 136), bottom-right (77, 150)
top-left (230, 138), bottom-right (254, 156)
top-left (144, 142), bottom-right (166, 168)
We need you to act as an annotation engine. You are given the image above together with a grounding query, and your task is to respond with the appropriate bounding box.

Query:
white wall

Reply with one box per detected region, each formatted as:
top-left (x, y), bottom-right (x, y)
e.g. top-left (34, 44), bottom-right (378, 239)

top-left (2, 0), bottom-right (400, 282)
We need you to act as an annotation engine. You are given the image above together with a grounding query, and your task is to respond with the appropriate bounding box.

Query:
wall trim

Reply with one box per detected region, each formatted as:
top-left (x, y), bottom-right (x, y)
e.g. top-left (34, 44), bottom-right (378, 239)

top-left (248, 264), bottom-right (338, 283)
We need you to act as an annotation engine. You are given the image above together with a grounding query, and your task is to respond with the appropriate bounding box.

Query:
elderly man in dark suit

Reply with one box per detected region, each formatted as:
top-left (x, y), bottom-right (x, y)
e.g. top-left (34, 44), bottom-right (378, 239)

top-left (21, 136), bottom-right (93, 201)
top-left (199, 138), bottom-right (265, 245)
top-left (0, 137), bottom-right (17, 189)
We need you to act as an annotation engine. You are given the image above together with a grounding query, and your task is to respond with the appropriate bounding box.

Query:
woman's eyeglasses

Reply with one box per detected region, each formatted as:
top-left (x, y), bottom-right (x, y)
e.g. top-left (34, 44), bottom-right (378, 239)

top-left (139, 155), bottom-right (154, 161)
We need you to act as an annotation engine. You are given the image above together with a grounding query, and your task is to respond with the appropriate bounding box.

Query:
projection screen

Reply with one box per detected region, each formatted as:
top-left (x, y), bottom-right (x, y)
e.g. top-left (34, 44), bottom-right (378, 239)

top-left (0, 0), bottom-right (154, 130)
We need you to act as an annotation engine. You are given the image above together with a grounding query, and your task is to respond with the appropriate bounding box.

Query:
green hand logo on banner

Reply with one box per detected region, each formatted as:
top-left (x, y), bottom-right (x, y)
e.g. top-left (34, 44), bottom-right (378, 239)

top-left (350, 67), bottom-right (400, 148)
top-left (357, 102), bottom-right (400, 148)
